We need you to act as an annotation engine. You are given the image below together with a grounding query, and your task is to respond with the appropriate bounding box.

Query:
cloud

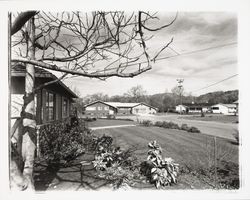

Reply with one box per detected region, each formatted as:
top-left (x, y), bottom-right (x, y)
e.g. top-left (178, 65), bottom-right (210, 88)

top-left (62, 12), bottom-right (238, 97)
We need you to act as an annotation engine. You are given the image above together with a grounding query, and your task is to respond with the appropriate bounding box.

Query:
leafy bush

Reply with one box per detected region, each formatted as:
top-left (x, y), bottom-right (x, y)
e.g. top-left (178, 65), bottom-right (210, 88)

top-left (140, 120), bottom-right (153, 127)
top-left (154, 121), bottom-right (164, 127)
top-left (187, 126), bottom-right (201, 133)
top-left (92, 134), bottom-right (139, 189)
top-left (180, 124), bottom-right (189, 131)
top-left (84, 117), bottom-right (97, 122)
top-left (154, 121), bottom-right (201, 134)
top-left (39, 120), bottom-right (86, 165)
top-left (140, 141), bottom-right (179, 188)
top-left (154, 121), bottom-right (180, 130)
top-left (107, 114), bottom-right (115, 119)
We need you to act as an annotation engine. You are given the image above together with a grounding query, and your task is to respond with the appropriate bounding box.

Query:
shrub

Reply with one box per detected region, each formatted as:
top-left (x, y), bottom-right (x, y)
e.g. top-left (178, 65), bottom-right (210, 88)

top-left (140, 120), bottom-right (153, 127)
top-left (84, 117), bottom-right (97, 122)
top-left (140, 141), bottom-right (179, 188)
top-left (154, 121), bottom-right (201, 134)
top-left (107, 114), bottom-right (115, 119)
top-left (188, 126), bottom-right (201, 133)
top-left (154, 121), bottom-right (164, 127)
top-left (92, 134), bottom-right (139, 189)
top-left (161, 121), bottom-right (179, 129)
top-left (180, 124), bottom-right (189, 131)
top-left (39, 120), bottom-right (86, 165)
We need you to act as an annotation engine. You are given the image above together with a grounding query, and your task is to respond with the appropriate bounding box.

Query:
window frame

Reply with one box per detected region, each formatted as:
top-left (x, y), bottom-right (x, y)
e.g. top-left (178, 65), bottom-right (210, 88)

top-left (44, 90), bottom-right (56, 122)
top-left (62, 97), bottom-right (68, 118)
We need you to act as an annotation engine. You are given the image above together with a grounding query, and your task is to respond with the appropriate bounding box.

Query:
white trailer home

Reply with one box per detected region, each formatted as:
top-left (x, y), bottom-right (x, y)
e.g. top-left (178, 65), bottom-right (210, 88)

top-left (211, 103), bottom-right (237, 115)
top-left (175, 105), bottom-right (188, 113)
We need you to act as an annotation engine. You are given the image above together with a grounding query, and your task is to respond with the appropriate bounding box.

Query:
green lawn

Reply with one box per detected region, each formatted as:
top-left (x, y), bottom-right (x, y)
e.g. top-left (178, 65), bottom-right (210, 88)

top-left (93, 125), bottom-right (239, 189)
top-left (180, 114), bottom-right (238, 124)
top-left (86, 119), bottom-right (135, 128)
top-left (34, 120), bottom-right (239, 190)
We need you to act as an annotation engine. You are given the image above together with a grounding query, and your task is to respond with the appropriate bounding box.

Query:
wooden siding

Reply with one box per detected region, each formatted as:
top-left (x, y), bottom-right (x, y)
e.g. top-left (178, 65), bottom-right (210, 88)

top-left (85, 102), bottom-right (116, 117)
top-left (132, 104), bottom-right (157, 114)
top-left (116, 107), bottom-right (131, 115)
top-left (11, 76), bottom-right (75, 125)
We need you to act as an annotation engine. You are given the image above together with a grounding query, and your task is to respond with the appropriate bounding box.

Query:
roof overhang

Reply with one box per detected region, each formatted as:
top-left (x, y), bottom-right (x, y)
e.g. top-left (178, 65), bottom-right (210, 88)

top-left (12, 64), bottom-right (78, 98)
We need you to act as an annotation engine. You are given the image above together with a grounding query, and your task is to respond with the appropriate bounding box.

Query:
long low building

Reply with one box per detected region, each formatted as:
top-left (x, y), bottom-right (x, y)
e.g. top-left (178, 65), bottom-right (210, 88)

top-left (211, 103), bottom-right (237, 115)
top-left (84, 100), bottom-right (158, 117)
top-left (175, 102), bottom-right (238, 115)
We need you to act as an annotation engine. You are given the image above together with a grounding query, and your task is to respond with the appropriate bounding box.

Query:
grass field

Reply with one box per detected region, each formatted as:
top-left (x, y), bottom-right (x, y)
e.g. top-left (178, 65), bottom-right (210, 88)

top-left (85, 119), bottom-right (135, 128)
top-left (92, 124), bottom-right (239, 189)
top-left (180, 114), bottom-right (238, 124)
top-left (34, 119), bottom-right (239, 190)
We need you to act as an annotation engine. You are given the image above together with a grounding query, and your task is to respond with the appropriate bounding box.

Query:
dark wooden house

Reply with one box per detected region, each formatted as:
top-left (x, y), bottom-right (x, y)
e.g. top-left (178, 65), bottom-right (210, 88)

top-left (84, 100), bottom-right (158, 117)
top-left (11, 64), bottom-right (78, 125)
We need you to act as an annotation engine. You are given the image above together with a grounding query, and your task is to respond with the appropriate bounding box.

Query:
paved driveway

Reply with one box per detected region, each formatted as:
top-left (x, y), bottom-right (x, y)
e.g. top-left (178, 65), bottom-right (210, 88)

top-left (117, 114), bottom-right (238, 140)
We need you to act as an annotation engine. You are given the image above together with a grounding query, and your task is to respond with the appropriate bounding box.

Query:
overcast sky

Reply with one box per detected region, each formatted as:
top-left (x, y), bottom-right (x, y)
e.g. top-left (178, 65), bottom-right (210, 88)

top-left (64, 12), bottom-right (237, 97)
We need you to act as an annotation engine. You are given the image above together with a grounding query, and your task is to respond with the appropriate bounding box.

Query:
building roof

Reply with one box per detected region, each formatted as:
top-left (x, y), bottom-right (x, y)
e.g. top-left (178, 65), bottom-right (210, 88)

top-left (184, 103), bottom-right (213, 107)
top-left (105, 102), bottom-right (139, 108)
top-left (11, 64), bottom-right (78, 98)
top-left (212, 103), bottom-right (237, 108)
top-left (132, 102), bottom-right (158, 110)
top-left (84, 100), bottom-right (158, 110)
top-left (176, 104), bottom-right (188, 108)
top-left (84, 100), bottom-right (117, 109)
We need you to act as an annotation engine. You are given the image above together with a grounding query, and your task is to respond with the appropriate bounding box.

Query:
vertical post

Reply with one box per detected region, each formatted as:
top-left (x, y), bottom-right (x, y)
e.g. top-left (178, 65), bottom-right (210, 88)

top-left (214, 136), bottom-right (217, 188)
top-left (36, 126), bottom-right (40, 158)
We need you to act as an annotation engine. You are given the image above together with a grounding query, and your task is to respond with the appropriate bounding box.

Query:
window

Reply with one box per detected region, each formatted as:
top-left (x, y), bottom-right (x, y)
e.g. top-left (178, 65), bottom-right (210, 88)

top-left (62, 98), bottom-right (68, 118)
top-left (86, 106), bottom-right (96, 111)
top-left (104, 106), bottom-right (109, 110)
top-left (45, 91), bottom-right (55, 121)
top-left (212, 107), bottom-right (219, 110)
top-left (97, 106), bottom-right (102, 110)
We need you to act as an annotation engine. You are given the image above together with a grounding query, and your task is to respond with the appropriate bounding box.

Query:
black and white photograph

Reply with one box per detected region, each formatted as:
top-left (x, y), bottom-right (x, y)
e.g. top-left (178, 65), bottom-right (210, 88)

top-left (1, 0), bottom-right (250, 199)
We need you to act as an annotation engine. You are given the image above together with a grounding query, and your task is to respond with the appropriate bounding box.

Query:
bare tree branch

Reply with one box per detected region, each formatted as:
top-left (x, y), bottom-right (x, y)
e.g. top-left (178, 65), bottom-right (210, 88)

top-left (153, 37), bottom-right (174, 61)
top-left (11, 11), bottom-right (38, 35)
top-left (12, 11), bottom-right (177, 79)
top-left (140, 12), bottom-right (178, 31)
top-left (12, 58), bottom-right (151, 78)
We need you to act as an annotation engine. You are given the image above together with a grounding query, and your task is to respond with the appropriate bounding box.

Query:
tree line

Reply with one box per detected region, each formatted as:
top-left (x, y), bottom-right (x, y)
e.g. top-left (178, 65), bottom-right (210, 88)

top-left (77, 85), bottom-right (238, 112)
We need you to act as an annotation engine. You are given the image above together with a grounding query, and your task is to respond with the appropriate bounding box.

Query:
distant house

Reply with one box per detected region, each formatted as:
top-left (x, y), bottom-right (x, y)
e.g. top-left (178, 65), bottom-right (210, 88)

top-left (84, 101), bottom-right (158, 117)
top-left (185, 103), bottom-right (212, 113)
top-left (11, 64), bottom-right (78, 125)
top-left (131, 103), bottom-right (158, 115)
top-left (105, 102), bottom-right (139, 115)
top-left (175, 105), bottom-right (188, 113)
top-left (84, 101), bottom-right (117, 117)
top-left (211, 103), bottom-right (237, 115)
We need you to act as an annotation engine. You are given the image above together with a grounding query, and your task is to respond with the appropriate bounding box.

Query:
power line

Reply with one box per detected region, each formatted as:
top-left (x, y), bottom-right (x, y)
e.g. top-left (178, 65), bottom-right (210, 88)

top-left (94, 41), bottom-right (237, 74)
top-left (191, 74), bottom-right (238, 93)
top-left (155, 42), bottom-right (237, 63)
top-left (125, 41), bottom-right (237, 67)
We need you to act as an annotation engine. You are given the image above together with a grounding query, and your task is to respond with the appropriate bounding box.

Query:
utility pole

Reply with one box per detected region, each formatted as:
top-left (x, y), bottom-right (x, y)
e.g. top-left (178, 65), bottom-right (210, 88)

top-left (176, 78), bottom-right (184, 114)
